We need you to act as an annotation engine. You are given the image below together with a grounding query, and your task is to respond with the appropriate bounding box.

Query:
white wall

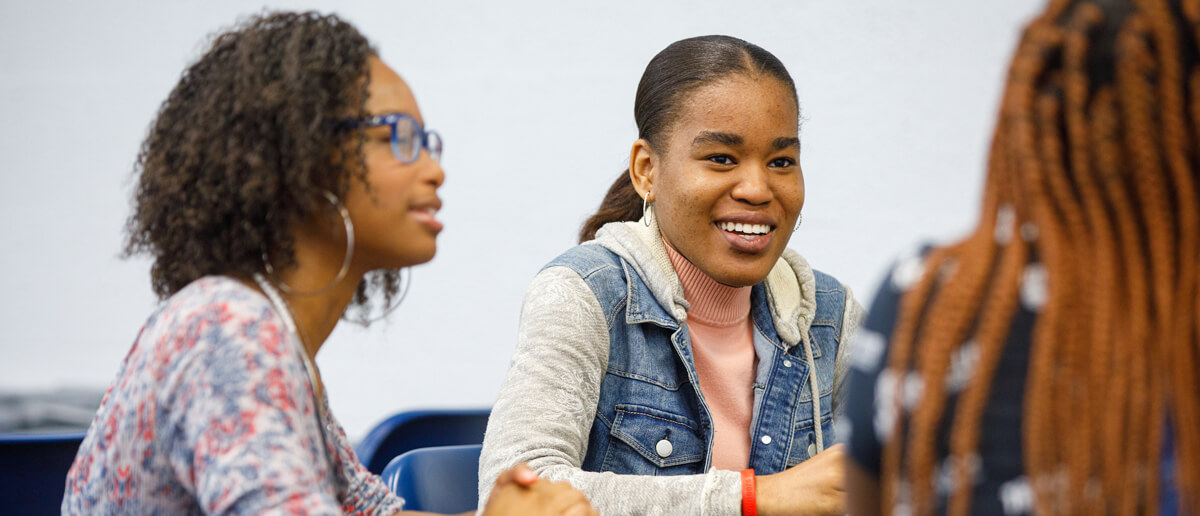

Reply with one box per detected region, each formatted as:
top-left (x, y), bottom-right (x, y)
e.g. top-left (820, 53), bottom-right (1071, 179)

top-left (0, 0), bottom-right (1045, 440)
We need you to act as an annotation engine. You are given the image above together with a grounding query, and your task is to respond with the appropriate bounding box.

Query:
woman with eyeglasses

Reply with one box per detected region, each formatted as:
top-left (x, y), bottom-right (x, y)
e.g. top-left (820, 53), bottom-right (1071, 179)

top-left (478, 36), bottom-right (863, 515)
top-left (63, 12), bottom-right (594, 516)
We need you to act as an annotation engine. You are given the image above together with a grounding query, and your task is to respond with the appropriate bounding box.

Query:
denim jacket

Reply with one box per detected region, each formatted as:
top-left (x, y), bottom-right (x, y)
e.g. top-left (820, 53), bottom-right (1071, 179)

top-left (479, 219), bottom-right (862, 515)
top-left (548, 239), bottom-right (850, 475)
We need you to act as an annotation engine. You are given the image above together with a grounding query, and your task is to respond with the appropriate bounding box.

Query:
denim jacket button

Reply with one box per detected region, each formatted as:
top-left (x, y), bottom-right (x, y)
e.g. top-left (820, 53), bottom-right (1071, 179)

top-left (656, 439), bottom-right (673, 458)
top-left (760, 435), bottom-right (772, 445)
top-left (783, 360), bottom-right (792, 368)
top-left (807, 442), bottom-right (817, 457)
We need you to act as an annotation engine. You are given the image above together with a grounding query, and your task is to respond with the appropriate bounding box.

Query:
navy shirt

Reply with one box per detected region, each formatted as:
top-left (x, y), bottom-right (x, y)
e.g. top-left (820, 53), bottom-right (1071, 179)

top-left (843, 248), bottom-right (1183, 515)
top-left (842, 248), bottom-right (1040, 516)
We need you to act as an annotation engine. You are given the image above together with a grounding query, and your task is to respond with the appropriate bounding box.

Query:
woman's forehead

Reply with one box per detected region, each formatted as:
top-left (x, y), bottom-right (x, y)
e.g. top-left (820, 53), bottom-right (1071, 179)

top-left (365, 57), bottom-right (421, 122)
top-left (673, 76), bottom-right (798, 140)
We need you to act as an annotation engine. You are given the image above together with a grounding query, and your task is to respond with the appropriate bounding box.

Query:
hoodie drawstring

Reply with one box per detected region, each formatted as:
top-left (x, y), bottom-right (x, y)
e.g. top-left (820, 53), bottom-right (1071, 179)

top-left (799, 330), bottom-right (824, 454)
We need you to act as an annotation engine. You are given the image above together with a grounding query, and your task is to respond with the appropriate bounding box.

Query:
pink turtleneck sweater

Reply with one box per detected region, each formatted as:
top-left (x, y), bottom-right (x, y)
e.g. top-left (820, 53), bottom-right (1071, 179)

top-left (663, 241), bottom-right (756, 471)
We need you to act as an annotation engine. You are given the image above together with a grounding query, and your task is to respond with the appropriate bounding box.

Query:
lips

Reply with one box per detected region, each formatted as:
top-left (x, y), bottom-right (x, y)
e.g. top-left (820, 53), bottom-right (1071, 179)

top-left (409, 200), bottom-right (443, 234)
top-left (714, 214), bottom-right (777, 254)
top-left (716, 221), bottom-right (771, 235)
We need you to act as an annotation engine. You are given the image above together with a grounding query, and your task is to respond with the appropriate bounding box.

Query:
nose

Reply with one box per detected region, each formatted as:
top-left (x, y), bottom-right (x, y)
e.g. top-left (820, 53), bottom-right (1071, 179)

top-left (423, 153), bottom-right (445, 189)
top-left (730, 164), bottom-right (772, 205)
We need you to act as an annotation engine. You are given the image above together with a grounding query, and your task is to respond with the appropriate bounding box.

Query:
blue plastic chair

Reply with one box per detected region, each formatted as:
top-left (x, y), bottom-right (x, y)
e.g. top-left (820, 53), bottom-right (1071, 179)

top-left (0, 430), bottom-right (87, 515)
top-left (383, 444), bottom-right (482, 514)
top-left (355, 408), bottom-right (489, 474)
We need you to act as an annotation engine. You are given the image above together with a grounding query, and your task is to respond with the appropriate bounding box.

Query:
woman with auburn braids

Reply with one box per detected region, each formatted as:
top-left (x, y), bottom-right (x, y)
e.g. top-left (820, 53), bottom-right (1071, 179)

top-left (843, 0), bottom-right (1198, 514)
top-left (479, 36), bottom-right (863, 515)
top-left (62, 12), bottom-right (594, 516)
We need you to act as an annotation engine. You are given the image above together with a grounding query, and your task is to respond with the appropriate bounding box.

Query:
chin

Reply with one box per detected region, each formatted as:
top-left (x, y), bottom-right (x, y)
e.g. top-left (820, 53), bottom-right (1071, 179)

top-left (711, 267), bottom-right (771, 288)
top-left (388, 244), bottom-right (437, 269)
top-left (410, 247), bottom-right (437, 266)
top-left (712, 254), bottom-right (778, 287)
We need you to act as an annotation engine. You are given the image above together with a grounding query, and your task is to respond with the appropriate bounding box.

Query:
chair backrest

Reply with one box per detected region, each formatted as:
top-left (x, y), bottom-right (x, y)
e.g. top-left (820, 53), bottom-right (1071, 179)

top-left (382, 444), bottom-right (482, 514)
top-left (0, 431), bottom-right (86, 515)
top-left (355, 408), bottom-right (489, 474)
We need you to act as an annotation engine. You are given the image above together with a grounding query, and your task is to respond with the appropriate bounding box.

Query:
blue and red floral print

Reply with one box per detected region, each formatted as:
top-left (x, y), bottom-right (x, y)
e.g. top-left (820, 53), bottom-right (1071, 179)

top-left (63, 276), bottom-right (404, 515)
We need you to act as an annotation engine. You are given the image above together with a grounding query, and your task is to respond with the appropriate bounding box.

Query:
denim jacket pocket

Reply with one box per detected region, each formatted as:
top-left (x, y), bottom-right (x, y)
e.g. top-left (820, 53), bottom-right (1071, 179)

top-left (785, 400), bottom-right (836, 468)
top-left (603, 403), bottom-right (706, 475)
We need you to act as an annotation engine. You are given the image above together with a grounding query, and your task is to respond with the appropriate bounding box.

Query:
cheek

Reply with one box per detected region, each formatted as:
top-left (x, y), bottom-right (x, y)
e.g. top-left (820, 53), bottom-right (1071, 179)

top-left (657, 171), bottom-right (719, 234)
top-left (778, 174), bottom-right (805, 213)
top-left (347, 165), bottom-right (414, 223)
top-left (369, 160), bottom-right (417, 201)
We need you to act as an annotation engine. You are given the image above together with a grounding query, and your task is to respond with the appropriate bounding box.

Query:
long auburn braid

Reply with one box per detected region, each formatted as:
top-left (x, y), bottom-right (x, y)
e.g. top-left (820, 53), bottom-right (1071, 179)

top-left (880, 0), bottom-right (1200, 514)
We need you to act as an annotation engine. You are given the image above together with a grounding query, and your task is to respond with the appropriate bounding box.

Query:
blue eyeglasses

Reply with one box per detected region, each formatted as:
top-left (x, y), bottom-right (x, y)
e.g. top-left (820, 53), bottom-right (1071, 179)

top-left (336, 112), bottom-right (443, 164)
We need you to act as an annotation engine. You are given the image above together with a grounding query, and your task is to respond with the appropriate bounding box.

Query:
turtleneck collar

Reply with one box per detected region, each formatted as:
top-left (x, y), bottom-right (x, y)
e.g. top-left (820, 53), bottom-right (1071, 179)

top-left (662, 238), bottom-right (752, 328)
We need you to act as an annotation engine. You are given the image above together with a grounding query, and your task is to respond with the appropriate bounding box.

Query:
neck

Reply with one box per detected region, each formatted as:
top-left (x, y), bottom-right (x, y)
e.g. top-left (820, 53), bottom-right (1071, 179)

top-left (269, 225), bottom-right (364, 363)
top-left (276, 272), bottom-right (361, 364)
top-left (662, 238), bottom-right (753, 327)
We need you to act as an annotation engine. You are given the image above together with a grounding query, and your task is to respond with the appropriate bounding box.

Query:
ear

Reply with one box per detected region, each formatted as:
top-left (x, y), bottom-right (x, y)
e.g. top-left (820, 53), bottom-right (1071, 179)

top-left (628, 139), bottom-right (656, 203)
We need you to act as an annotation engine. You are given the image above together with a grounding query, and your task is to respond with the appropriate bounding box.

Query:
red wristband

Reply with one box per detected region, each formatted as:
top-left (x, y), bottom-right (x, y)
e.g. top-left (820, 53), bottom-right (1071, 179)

top-left (740, 468), bottom-right (757, 516)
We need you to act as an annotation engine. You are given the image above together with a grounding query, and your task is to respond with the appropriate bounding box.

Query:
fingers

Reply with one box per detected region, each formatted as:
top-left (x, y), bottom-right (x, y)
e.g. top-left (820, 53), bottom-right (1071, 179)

top-left (815, 444), bottom-right (847, 480)
top-left (511, 463), bottom-right (539, 487)
top-left (493, 463), bottom-right (539, 489)
top-left (482, 477), bottom-right (595, 516)
top-left (492, 468), bottom-right (515, 490)
top-left (817, 443), bottom-right (846, 457)
top-left (556, 493), bottom-right (594, 515)
top-left (479, 482), bottom-right (517, 516)
top-left (562, 502), bottom-right (599, 516)
top-left (534, 480), bottom-right (592, 513)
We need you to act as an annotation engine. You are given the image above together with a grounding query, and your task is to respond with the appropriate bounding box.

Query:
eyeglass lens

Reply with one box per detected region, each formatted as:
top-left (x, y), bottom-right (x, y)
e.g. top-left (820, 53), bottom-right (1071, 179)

top-left (391, 116), bottom-right (418, 162)
top-left (426, 132), bottom-right (443, 162)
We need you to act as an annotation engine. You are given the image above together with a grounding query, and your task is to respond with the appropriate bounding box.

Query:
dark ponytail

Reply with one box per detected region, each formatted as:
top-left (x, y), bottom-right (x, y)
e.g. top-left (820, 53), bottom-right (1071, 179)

top-left (577, 35), bottom-right (798, 243)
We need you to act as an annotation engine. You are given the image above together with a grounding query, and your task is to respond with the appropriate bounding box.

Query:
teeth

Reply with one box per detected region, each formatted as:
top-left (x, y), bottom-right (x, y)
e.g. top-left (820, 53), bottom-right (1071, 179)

top-left (718, 222), bottom-right (771, 235)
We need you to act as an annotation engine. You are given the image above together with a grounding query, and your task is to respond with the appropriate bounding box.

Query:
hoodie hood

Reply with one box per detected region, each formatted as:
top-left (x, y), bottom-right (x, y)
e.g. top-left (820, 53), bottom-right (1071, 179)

top-left (592, 216), bottom-right (817, 350)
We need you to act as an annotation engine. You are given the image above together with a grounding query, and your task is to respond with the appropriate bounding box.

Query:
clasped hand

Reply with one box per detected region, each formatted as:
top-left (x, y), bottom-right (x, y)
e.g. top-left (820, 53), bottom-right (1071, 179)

top-left (480, 463), bottom-right (597, 516)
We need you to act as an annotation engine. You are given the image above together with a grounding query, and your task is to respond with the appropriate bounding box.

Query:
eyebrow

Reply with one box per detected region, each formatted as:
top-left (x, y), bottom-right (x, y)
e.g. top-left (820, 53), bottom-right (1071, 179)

top-left (692, 131), bottom-right (743, 147)
top-left (773, 137), bottom-right (800, 151)
top-left (692, 131), bottom-right (800, 152)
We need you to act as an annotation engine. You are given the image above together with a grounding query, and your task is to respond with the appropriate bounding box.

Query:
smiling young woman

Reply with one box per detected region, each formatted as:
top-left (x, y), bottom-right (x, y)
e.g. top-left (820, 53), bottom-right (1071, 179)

top-left (61, 12), bottom-right (592, 516)
top-left (479, 36), bottom-right (864, 516)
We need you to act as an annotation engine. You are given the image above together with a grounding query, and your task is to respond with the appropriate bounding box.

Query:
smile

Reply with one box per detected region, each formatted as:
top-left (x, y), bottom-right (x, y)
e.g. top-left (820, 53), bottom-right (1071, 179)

top-left (714, 220), bottom-right (775, 253)
top-left (409, 202), bottom-right (443, 234)
top-left (717, 221), bottom-right (772, 236)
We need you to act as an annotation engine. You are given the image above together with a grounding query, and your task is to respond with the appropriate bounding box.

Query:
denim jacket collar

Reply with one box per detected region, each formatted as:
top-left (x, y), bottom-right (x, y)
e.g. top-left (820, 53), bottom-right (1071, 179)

top-left (592, 216), bottom-right (818, 351)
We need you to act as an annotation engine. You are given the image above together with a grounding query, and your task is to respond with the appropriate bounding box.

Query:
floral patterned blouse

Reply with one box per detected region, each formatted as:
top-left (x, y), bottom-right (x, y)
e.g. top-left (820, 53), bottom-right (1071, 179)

top-left (63, 276), bottom-right (404, 515)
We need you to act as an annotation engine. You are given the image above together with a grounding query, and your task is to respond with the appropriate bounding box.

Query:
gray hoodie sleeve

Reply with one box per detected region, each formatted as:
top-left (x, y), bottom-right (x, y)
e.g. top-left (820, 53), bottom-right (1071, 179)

top-left (832, 283), bottom-right (866, 417)
top-left (478, 267), bottom-right (742, 516)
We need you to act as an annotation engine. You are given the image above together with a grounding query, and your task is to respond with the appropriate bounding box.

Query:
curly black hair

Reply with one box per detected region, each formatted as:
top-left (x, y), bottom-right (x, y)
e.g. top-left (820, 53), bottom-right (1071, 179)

top-left (124, 10), bottom-right (402, 320)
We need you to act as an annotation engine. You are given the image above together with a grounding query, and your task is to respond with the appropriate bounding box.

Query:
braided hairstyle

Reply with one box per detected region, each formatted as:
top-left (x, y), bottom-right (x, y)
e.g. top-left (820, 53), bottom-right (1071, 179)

top-left (124, 11), bottom-right (404, 320)
top-left (882, 0), bottom-right (1200, 513)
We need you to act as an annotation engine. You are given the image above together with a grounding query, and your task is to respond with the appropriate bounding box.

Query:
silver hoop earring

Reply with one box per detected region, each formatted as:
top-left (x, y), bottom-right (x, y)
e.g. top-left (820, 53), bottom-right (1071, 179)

top-left (642, 196), bottom-right (653, 227)
top-left (351, 268), bottom-right (411, 325)
top-left (794, 213), bottom-right (803, 232)
top-left (262, 190), bottom-right (354, 296)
